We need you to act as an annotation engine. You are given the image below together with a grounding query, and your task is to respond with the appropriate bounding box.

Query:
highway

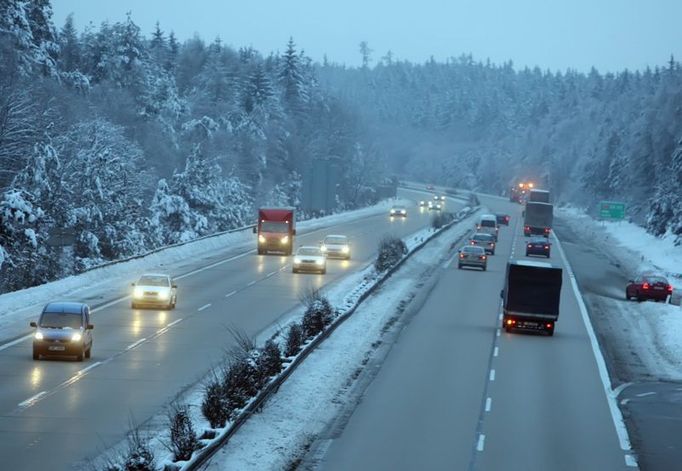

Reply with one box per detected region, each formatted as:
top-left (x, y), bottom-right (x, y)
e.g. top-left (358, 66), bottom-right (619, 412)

top-left (312, 193), bottom-right (632, 471)
top-left (0, 188), bottom-right (461, 470)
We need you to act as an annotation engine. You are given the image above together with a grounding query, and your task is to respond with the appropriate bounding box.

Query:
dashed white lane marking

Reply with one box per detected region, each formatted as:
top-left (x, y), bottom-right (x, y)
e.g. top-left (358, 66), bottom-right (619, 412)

top-left (246, 280), bottom-right (256, 287)
top-left (126, 338), bottom-right (146, 350)
top-left (77, 361), bottom-right (102, 375)
top-left (198, 303), bottom-right (212, 312)
top-left (266, 271), bottom-right (277, 277)
top-left (225, 290), bottom-right (237, 298)
top-left (493, 346), bottom-right (499, 357)
top-left (489, 369), bottom-right (496, 381)
top-left (485, 397), bottom-right (492, 412)
top-left (496, 328), bottom-right (500, 337)
top-left (18, 391), bottom-right (46, 408)
top-left (167, 318), bottom-right (183, 328)
top-left (477, 434), bottom-right (486, 451)
top-left (635, 392), bottom-right (656, 398)
top-left (498, 313), bottom-right (503, 321)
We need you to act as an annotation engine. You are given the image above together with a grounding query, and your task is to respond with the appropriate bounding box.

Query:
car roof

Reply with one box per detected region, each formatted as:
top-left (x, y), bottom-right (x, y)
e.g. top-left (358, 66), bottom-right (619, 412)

top-left (43, 302), bottom-right (85, 314)
top-left (516, 260), bottom-right (553, 268)
top-left (140, 273), bottom-right (170, 278)
top-left (472, 232), bottom-right (494, 238)
top-left (463, 245), bottom-right (485, 251)
top-left (325, 234), bottom-right (347, 239)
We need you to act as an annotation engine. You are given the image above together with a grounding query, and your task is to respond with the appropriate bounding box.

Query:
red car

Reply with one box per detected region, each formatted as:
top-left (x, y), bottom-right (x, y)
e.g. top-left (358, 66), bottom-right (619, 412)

top-left (626, 274), bottom-right (673, 302)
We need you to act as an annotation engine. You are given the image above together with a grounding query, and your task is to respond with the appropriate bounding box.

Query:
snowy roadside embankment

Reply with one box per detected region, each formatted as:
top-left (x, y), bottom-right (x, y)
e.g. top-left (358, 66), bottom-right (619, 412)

top-left (0, 198), bottom-right (408, 343)
top-left (557, 206), bottom-right (682, 382)
top-left (92, 206), bottom-right (478, 471)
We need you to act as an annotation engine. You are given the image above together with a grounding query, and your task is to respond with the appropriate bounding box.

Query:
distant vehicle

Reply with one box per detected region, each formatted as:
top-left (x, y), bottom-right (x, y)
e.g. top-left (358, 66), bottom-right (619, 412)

top-left (426, 185), bottom-right (434, 190)
top-left (526, 237), bottom-right (551, 258)
top-left (495, 214), bottom-right (510, 226)
top-left (528, 189), bottom-right (550, 203)
top-left (427, 200), bottom-right (442, 211)
top-left (418, 200), bottom-right (427, 208)
top-left (390, 205), bottom-right (407, 217)
top-left (320, 234), bottom-right (351, 260)
top-left (131, 274), bottom-right (177, 309)
top-left (626, 273), bottom-right (673, 302)
top-left (524, 202), bottom-right (553, 237)
top-left (476, 214), bottom-right (499, 241)
top-left (470, 232), bottom-right (496, 255)
top-left (30, 302), bottom-right (94, 361)
top-left (501, 260), bottom-right (562, 336)
top-left (254, 207), bottom-right (296, 255)
top-left (510, 182), bottom-right (534, 203)
top-left (458, 245), bottom-right (487, 271)
top-left (433, 195), bottom-right (446, 201)
top-left (293, 246), bottom-right (327, 274)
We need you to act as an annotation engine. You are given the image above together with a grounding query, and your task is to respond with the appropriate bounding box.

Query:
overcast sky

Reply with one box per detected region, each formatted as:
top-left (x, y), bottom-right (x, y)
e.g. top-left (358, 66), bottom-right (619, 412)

top-left (51, 0), bottom-right (682, 73)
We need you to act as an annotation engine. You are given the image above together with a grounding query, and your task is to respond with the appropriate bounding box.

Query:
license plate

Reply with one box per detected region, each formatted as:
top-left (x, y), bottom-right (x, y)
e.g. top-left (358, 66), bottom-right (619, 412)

top-left (48, 345), bottom-right (66, 351)
top-left (654, 286), bottom-right (664, 290)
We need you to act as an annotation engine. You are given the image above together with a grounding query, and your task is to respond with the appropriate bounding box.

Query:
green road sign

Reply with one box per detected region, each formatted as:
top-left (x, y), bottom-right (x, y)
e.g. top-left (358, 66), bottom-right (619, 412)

top-left (599, 201), bottom-right (625, 220)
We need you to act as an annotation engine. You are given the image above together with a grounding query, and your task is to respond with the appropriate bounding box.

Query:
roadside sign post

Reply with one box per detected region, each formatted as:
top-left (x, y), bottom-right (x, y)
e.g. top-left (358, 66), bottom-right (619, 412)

top-left (598, 201), bottom-right (626, 221)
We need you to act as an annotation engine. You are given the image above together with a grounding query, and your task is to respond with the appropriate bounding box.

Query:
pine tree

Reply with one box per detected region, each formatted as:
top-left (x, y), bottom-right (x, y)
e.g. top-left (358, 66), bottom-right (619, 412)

top-left (279, 38), bottom-right (304, 109)
top-left (58, 13), bottom-right (80, 72)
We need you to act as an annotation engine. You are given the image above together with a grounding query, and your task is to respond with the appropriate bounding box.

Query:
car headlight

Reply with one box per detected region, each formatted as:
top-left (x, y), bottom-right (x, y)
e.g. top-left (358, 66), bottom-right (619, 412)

top-left (281, 236), bottom-right (289, 244)
top-left (294, 257), bottom-right (302, 264)
top-left (71, 332), bottom-right (82, 342)
top-left (258, 235), bottom-right (266, 244)
top-left (320, 245), bottom-right (327, 252)
top-left (341, 246), bottom-right (349, 253)
top-left (134, 287), bottom-right (144, 298)
top-left (34, 331), bottom-right (43, 340)
top-left (315, 259), bottom-right (324, 266)
top-left (158, 290), bottom-right (170, 301)
top-left (401, 210), bottom-right (406, 214)
top-left (390, 210), bottom-right (396, 215)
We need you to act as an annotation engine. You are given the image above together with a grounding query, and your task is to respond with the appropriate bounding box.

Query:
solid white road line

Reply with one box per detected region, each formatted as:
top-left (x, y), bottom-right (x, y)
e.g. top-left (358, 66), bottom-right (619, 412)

top-left (485, 397), bottom-right (492, 412)
top-left (477, 434), bottom-right (486, 451)
top-left (18, 391), bottom-right (46, 408)
top-left (198, 303), bottom-right (212, 312)
top-left (553, 233), bottom-right (637, 467)
top-left (489, 369), bottom-right (496, 381)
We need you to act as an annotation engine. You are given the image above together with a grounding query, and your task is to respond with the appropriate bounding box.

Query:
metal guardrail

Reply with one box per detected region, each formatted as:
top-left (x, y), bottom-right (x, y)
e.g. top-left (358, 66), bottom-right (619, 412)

top-left (179, 206), bottom-right (479, 471)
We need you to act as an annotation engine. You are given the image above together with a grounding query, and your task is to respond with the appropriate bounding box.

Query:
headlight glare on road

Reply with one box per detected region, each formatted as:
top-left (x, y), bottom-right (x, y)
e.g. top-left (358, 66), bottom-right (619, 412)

top-left (258, 235), bottom-right (266, 244)
top-left (133, 287), bottom-right (144, 298)
top-left (34, 331), bottom-right (43, 340)
top-left (71, 332), bottom-right (82, 342)
top-left (281, 236), bottom-right (289, 244)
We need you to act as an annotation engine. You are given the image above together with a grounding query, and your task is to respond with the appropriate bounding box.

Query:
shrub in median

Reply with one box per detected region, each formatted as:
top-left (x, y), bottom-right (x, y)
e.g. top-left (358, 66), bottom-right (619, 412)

top-left (284, 323), bottom-right (303, 357)
top-left (122, 427), bottom-right (156, 471)
top-left (223, 356), bottom-right (259, 416)
top-left (167, 403), bottom-right (199, 462)
top-left (375, 236), bottom-right (408, 272)
top-left (259, 339), bottom-right (283, 377)
top-left (201, 374), bottom-right (229, 429)
top-left (431, 211), bottom-right (454, 229)
top-left (301, 290), bottom-right (334, 338)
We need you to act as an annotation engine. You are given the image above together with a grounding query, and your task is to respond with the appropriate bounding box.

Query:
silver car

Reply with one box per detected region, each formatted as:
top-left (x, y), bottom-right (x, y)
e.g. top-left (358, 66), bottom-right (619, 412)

top-left (293, 246), bottom-right (327, 274)
top-left (458, 245), bottom-right (487, 270)
top-left (131, 274), bottom-right (177, 309)
top-left (469, 233), bottom-right (496, 255)
top-left (320, 234), bottom-right (351, 260)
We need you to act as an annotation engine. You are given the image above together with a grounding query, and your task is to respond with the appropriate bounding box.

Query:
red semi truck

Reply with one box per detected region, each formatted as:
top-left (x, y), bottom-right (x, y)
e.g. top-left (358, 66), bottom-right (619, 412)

top-left (254, 208), bottom-right (296, 255)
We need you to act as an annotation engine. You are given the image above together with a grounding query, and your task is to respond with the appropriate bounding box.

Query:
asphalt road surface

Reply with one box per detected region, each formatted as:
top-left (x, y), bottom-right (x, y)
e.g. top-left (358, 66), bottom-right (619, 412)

top-left (311, 194), bottom-right (632, 471)
top-left (0, 188), bottom-right (462, 470)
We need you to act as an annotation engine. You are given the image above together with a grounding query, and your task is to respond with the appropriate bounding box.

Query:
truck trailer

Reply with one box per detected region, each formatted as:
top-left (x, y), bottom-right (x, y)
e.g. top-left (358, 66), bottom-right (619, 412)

top-left (501, 260), bottom-right (562, 336)
top-left (523, 201), bottom-right (553, 237)
top-left (254, 208), bottom-right (296, 255)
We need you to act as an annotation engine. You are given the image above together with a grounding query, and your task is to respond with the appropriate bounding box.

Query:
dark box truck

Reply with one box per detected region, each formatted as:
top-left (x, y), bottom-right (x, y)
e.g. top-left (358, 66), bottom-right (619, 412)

top-left (524, 201), bottom-right (553, 237)
top-left (254, 208), bottom-right (296, 255)
top-left (501, 260), bottom-right (562, 336)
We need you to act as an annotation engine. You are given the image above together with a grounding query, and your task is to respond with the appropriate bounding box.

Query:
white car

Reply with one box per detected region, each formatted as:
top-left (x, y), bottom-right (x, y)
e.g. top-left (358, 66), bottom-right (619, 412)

top-left (418, 200), bottom-right (427, 208)
top-left (428, 200), bottom-right (442, 211)
top-left (131, 274), bottom-right (177, 309)
top-left (293, 246), bottom-right (327, 274)
top-left (320, 234), bottom-right (351, 260)
top-left (390, 206), bottom-right (407, 218)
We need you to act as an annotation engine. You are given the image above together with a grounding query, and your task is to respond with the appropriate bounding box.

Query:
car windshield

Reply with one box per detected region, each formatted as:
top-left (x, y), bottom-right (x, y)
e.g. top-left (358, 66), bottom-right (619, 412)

top-left (39, 312), bottom-right (82, 329)
top-left (138, 275), bottom-right (169, 286)
top-left (324, 236), bottom-right (347, 245)
top-left (645, 276), bottom-right (668, 284)
top-left (480, 219), bottom-right (496, 227)
top-left (462, 246), bottom-right (484, 254)
top-left (298, 248), bottom-right (321, 256)
top-left (530, 238), bottom-right (548, 244)
top-left (261, 221), bottom-right (289, 233)
top-left (392, 206), bottom-right (405, 211)
top-left (473, 234), bottom-right (493, 242)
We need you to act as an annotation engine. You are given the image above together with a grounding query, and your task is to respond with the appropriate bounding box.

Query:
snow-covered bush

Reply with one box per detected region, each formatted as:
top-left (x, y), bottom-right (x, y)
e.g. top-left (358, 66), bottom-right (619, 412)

top-left (284, 323), bottom-right (303, 357)
top-left (301, 290), bottom-right (334, 338)
top-left (259, 339), bottom-right (283, 378)
top-left (431, 211), bottom-right (454, 229)
top-left (222, 357), bottom-right (259, 418)
top-left (122, 427), bottom-right (156, 471)
top-left (167, 403), bottom-right (199, 462)
top-left (375, 236), bottom-right (408, 272)
top-left (201, 374), bottom-right (229, 429)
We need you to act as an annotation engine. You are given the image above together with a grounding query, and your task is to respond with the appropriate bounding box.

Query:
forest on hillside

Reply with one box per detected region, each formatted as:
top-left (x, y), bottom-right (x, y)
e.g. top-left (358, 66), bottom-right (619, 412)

top-left (1, 0), bottom-right (680, 294)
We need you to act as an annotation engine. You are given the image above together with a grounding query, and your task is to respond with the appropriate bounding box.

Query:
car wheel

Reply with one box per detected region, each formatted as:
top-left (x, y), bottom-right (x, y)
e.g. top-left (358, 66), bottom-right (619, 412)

top-left (458, 264), bottom-right (462, 269)
top-left (131, 302), bottom-right (137, 309)
top-left (504, 324), bottom-right (512, 333)
top-left (76, 348), bottom-right (84, 362)
top-left (321, 268), bottom-right (327, 275)
top-left (625, 290), bottom-right (631, 301)
top-left (292, 268), bottom-right (298, 274)
top-left (32, 348), bottom-right (39, 361)
top-left (546, 252), bottom-right (551, 258)
top-left (482, 265), bottom-right (487, 271)
top-left (85, 346), bottom-right (91, 359)
top-left (547, 328), bottom-right (555, 337)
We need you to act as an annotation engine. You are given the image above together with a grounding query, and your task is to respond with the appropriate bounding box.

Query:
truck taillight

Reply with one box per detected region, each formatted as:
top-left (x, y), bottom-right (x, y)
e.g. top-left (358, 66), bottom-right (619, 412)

top-left (506, 319), bottom-right (515, 325)
top-left (642, 282), bottom-right (649, 290)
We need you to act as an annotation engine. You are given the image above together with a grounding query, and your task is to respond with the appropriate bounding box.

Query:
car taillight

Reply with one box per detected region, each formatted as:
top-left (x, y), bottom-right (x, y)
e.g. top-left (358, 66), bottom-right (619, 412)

top-left (544, 227), bottom-right (550, 233)
top-left (527, 244), bottom-right (532, 248)
top-left (459, 253), bottom-right (465, 258)
top-left (480, 255), bottom-right (486, 260)
top-left (668, 285), bottom-right (673, 293)
top-left (525, 226), bottom-right (530, 231)
top-left (642, 282), bottom-right (649, 290)
top-left (545, 323), bottom-right (553, 329)
top-left (544, 245), bottom-right (549, 249)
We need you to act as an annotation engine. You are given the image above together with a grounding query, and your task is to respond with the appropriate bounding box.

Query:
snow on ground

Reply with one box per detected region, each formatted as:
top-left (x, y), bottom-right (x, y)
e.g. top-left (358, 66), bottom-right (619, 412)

top-left (557, 206), bottom-right (682, 382)
top-left (0, 198), bottom-right (408, 344)
top-left (198, 213), bottom-right (474, 470)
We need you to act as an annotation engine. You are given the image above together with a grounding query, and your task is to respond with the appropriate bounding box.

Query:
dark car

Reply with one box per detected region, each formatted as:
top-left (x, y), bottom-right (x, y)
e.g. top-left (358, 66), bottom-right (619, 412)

top-left (469, 233), bottom-right (496, 255)
top-left (496, 214), bottom-right (510, 226)
top-left (30, 302), bottom-right (94, 361)
top-left (626, 274), bottom-right (673, 302)
top-left (526, 237), bottom-right (551, 258)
